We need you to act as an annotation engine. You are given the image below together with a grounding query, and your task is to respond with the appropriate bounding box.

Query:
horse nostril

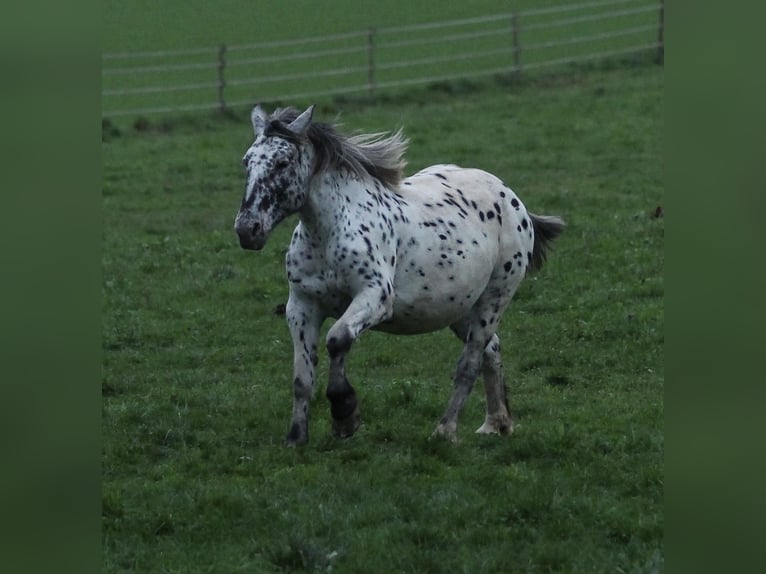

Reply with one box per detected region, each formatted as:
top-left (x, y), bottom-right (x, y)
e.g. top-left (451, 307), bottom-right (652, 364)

top-left (252, 222), bottom-right (261, 235)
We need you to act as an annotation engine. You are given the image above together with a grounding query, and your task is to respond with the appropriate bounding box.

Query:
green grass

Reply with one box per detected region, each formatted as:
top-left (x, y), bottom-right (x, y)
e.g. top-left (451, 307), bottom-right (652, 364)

top-left (102, 0), bottom-right (661, 119)
top-left (103, 63), bottom-right (663, 572)
top-left (102, 0), bottom-right (605, 52)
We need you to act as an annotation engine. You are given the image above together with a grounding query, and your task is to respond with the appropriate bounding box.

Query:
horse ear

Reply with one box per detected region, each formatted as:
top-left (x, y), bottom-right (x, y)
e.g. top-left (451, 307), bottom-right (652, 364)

top-left (251, 105), bottom-right (269, 136)
top-left (286, 105), bottom-right (315, 137)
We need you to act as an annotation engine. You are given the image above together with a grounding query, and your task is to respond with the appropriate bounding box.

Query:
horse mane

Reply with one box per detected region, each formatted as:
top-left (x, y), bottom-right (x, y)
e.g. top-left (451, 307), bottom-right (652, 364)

top-left (266, 107), bottom-right (408, 188)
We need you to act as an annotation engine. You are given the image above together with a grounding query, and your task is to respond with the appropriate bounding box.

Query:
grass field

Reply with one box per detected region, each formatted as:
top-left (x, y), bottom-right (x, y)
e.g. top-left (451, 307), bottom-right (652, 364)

top-left (102, 0), bottom-right (661, 119)
top-left (102, 0), bottom-right (602, 52)
top-left (102, 59), bottom-right (663, 572)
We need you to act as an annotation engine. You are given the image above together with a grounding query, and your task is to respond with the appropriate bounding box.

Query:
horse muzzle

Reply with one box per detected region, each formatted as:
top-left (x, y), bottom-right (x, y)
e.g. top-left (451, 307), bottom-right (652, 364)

top-left (234, 218), bottom-right (267, 251)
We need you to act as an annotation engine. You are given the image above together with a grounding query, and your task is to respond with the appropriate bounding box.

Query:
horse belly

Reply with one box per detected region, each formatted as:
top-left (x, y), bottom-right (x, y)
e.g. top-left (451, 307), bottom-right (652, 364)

top-left (376, 253), bottom-right (494, 335)
top-left (376, 296), bottom-right (477, 334)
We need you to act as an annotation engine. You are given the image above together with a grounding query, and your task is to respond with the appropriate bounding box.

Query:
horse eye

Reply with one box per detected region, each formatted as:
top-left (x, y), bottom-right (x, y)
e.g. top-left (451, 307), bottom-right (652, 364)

top-left (274, 159), bottom-right (290, 171)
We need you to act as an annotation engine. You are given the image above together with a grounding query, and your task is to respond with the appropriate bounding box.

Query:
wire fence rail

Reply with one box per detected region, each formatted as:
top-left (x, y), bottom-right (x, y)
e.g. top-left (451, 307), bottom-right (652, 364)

top-left (102, 0), bottom-right (664, 119)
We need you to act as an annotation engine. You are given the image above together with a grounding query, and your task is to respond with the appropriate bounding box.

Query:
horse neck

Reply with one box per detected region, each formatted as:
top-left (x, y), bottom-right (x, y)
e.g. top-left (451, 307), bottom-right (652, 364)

top-left (300, 168), bottom-right (369, 240)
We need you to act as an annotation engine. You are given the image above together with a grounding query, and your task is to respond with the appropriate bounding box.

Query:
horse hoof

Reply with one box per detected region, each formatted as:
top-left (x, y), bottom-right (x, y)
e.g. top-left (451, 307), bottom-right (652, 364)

top-left (285, 438), bottom-right (306, 447)
top-left (331, 406), bottom-right (361, 439)
top-left (431, 423), bottom-right (458, 443)
top-left (475, 417), bottom-right (514, 436)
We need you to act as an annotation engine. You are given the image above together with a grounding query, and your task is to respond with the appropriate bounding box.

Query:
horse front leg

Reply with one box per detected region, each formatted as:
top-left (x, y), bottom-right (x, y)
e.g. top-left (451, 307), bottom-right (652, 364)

top-left (326, 345), bottom-right (360, 439)
top-left (325, 284), bottom-right (394, 439)
top-left (285, 294), bottom-right (323, 446)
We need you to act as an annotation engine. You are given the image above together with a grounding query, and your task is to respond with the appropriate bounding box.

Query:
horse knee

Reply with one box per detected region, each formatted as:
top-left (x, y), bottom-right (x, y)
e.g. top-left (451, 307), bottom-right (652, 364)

top-left (327, 323), bottom-right (353, 358)
top-left (293, 376), bottom-right (312, 401)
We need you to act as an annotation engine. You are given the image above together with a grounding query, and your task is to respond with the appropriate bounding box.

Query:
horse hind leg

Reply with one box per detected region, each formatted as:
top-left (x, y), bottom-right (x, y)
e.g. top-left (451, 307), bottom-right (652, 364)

top-left (433, 339), bottom-right (483, 441)
top-left (442, 289), bottom-right (515, 440)
top-left (434, 319), bottom-right (488, 441)
top-left (441, 331), bottom-right (514, 438)
top-left (475, 334), bottom-right (513, 435)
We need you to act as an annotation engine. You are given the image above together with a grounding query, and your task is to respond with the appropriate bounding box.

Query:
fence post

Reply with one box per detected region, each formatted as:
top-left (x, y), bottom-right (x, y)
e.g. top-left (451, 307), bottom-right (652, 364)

top-left (367, 27), bottom-right (376, 100)
top-left (511, 12), bottom-right (522, 77)
top-left (656, 1), bottom-right (664, 65)
top-left (217, 44), bottom-right (227, 112)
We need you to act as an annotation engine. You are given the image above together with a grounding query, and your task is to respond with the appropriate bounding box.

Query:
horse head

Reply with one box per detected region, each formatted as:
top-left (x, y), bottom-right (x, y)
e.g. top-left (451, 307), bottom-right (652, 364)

top-left (234, 105), bottom-right (315, 250)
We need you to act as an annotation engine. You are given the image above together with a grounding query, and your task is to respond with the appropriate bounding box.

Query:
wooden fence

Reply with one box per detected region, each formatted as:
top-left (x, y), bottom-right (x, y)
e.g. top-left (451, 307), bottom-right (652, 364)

top-left (102, 0), bottom-right (664, 118)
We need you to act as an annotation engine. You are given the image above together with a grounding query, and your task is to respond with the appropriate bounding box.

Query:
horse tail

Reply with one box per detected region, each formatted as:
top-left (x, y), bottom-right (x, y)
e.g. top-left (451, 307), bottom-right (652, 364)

top-left (529, 213), bottom-right (566, 272)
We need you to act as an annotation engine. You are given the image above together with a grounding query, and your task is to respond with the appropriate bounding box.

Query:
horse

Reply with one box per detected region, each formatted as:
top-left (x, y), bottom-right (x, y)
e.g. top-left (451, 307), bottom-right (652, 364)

top-left (234, 105), bottom-right (565, 446)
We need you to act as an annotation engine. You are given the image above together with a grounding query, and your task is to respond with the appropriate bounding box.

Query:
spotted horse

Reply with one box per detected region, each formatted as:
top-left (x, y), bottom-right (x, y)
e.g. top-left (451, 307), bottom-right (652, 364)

top-left (234, 105), bottom-right (565, 446)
